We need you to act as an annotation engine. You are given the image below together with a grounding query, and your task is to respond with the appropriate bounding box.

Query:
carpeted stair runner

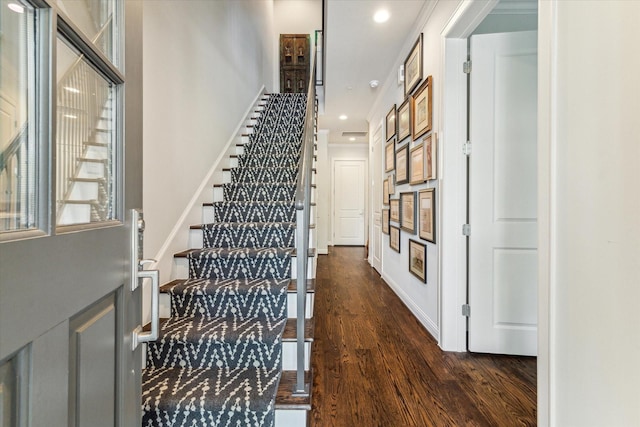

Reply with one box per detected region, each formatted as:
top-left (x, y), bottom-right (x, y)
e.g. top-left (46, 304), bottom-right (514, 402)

top-left (142, 93), bottom-right (307, 427)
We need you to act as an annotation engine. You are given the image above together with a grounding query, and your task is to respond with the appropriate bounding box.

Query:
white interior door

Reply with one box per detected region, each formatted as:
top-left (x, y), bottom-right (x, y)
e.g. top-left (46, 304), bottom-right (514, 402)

top-left (468, 31), bottom-right (538, 356)
top-left (371, 126), bottom-right (383, 271)
top-left (333, 159), bottom-right (366, 246)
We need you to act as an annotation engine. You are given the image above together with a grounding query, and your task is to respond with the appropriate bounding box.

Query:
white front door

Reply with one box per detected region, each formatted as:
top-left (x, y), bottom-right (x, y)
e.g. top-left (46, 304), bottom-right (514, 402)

top-left (468, 31), bottom-right (538, 356)
top-left (333, 159), bottom-right (366, 246)
top-left (0, 2), bottom-right (144, 425)
top-left (371, 126), bottom-right (383, 271)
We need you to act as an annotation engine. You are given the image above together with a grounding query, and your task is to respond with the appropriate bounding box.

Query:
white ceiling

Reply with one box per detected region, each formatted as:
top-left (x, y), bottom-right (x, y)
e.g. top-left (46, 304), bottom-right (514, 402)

top-left (320, 0), bottom-right (429, 144)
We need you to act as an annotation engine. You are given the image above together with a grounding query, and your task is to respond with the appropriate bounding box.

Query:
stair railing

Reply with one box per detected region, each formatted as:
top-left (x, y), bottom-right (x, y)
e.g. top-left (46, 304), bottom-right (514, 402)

top-left (56, 16), bottom-right (112, 221)
top-left (293, 48), bottom-right (317, 396)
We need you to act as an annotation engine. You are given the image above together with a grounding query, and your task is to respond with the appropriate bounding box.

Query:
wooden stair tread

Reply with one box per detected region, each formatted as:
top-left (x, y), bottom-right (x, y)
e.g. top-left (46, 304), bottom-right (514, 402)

top-left (275, 370), bottom-right (312, 410)
top-left (288, 278), bottom-right (315, 293)
top-left (282, 318), bottom-right (314, 342)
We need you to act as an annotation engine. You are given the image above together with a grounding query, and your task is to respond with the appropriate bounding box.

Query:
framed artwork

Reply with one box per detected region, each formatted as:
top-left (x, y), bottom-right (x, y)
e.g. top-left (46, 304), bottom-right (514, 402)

top-left (386, 104), bottom-right (397, 141)
top-left (397, 97), bottom-right (412, 142)
top-left (383, 178), bottom-right (390, 205)
top-left (408, 239), bottom-right (427, 283)
top-left (388, 173), bottom-right (395, 195)
top-left (389, 199), bottom-right (400, 222)
top-left (395, 144), bottom-right (409, 185)
top-left (382, 209), bottom-right (390, 235)
top-left (404, 34), bottom-right (423, 97)
top-left (385, 139), bottom-right (395, 172)
top-left (424, 133), bottom-right (437, 181)
top-left (410, 142), bottom-right (426, 185)
top-left (419, 188), bottom-right (436, 243)
top-left (400, 191), bottom-right (416, 234)
top-left (390, 225), bottom-right (401, 253)
top-left (411, 75), bottom-right (432, 140)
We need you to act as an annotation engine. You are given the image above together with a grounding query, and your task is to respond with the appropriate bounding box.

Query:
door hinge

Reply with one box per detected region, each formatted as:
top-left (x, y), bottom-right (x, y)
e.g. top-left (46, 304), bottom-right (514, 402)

top-left (463, 141), bottom-right (471, 156)
top-left (462, 304), bottom-right (471, 317)
top-left (462, 224), bottom-right (470, 236)
top-left (463, 61), bottom-right (472, 74)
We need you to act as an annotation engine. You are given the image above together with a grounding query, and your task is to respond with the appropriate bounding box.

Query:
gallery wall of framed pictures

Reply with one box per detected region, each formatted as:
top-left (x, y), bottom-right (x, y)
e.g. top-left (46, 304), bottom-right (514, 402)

top-left (381, 31), bottom-right (439, 284)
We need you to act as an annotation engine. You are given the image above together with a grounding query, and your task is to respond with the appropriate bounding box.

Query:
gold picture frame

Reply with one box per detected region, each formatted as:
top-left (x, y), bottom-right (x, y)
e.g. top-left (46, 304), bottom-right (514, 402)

top-left (419, 188), bottom-right (435, 243)
top-left (390, 225), bottom-right (401, 252)
top-left (382, 209), bottom-right (390, 234)
top-left (386, 104), bottom-right (397, 141)
top-left (412, 75), bottom-right (432, 140)
top-left (390, 198), bottom-right (400, 222)
top-left (409, 239), bottom-right (427, 283)
top-left (400, 191), bottom-right (416, 234)
top-left (395, 144), bottom-right (409, 185)
top-left (410, 142), bottom-right (426, 185)
top-left (383, 178), bottom-right (390, 205)
top-left (424, 133), bottom-right (437, 181)
top-left (404, 34), bottom-right (423, 97)
top-left (385, 139), bottom-right (395, 172)
top-left (397, 97), bottom-right (412, 142)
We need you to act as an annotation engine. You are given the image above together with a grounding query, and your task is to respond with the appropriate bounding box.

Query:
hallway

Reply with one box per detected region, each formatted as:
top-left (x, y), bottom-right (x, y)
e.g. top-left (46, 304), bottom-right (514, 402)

top-left (310, 246), bottom-right (536, 426)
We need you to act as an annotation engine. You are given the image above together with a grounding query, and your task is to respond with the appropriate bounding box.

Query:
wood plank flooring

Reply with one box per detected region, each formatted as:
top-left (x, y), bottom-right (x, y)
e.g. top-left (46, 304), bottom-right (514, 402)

top-left (310, 246), bottom-right (536, 427)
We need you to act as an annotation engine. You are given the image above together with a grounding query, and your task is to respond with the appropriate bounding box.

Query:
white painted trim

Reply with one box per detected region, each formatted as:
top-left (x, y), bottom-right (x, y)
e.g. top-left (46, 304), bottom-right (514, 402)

top-left (537, 2), bottom-right (557, 425)
top-left (317, 248), bottom-right (328, 255)
top-left (150, 86), bottom-right (266, 276)
top-left (381, 272), bottom-right (439, 341)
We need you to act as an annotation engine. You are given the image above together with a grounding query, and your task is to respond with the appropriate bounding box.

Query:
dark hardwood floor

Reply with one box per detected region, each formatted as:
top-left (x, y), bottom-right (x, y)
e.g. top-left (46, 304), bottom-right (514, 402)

top-left (310, 246), bottom-right (536, 427)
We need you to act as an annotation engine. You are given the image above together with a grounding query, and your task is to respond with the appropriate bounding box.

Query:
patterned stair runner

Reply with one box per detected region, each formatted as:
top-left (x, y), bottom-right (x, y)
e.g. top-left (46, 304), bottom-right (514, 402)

top-left (142, 93), bottom-right (307, 427)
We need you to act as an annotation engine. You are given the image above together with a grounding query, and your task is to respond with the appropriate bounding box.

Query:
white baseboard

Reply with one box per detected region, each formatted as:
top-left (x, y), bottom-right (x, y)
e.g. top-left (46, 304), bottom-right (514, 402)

top-left (381, 272), bottom-right (440, 342)
top-left (317, 247), bottom-right (328, 255)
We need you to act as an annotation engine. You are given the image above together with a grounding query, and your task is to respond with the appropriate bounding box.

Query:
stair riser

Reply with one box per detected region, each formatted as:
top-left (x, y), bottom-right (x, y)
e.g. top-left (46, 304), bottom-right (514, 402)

top-left (189, 227), bottom-right (316, 250)
top-left (188, 253), bottom-right (292, 281)
top-left (77, 161), bottom-right (105, 179)
top-left (159, 292), bottom-right (314, 319)
top-left (213, 186), bottom-right (316, 204)
top-left (67, 181), bottom-right (99, 201)
top-left (222, 185), bottom-right (296, 202)
top-left (203, 204), bottom-right (315, 224)
top-left (58, 203), bottom-right (91, 226)
top-left (275, 410), bottom-right (307, 427)
top-left (175, 256), bottom-right (315, 280)
top-left (85, 145), bottom-right (108, 159)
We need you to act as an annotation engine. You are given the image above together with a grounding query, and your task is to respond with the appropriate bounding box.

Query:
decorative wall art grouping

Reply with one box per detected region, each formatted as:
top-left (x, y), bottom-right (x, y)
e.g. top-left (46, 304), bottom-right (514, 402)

top-left (382, 31), bottom-right (437, 283)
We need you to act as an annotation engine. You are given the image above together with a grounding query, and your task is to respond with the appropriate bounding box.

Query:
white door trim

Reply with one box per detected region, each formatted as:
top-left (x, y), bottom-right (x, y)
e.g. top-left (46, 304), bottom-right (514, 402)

top-left (330, 158), bottom-right (367, 246)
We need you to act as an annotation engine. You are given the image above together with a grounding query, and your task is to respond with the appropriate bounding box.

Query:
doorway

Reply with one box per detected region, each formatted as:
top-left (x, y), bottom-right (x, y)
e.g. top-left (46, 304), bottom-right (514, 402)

top-left (332, 159), bottom-right (366, 246)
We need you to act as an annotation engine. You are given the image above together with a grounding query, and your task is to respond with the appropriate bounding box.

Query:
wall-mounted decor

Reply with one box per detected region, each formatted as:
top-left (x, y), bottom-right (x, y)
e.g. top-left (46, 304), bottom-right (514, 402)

top-left (386, 104), bottom-right (397, 141)
top-left (383, 178), bottom-right (390, 205)
top-left (412, 75), bottom-right (432, 140)
top-left (395, 144), bottom-right (409, 185)
top-left (390, 225), bottom-right (401, 252)
top-left (385, 139), bottom-right (395, 172)
top-left (424, 133), bottom-right (437, 181)
top-left (397, 97), bottom-right (412, 142)
top-left (400, 191), bottom-right (416, 234)
top-left (280, 34), bottom-right (310, 94)
top-left (390, 198), bottom-right (400, 222)
top-left (388, 173), bottom-right (395, 195)
top-left (419, 188), bottom-right (435, 243)
top-left (410, 142), bottom-right (426, 185)
top-left (409, 239), bottom-right (427, 282)
top-left (404, 34), bottom-right (423, 97)
top-left (382, 209), bottom-right (390, 235)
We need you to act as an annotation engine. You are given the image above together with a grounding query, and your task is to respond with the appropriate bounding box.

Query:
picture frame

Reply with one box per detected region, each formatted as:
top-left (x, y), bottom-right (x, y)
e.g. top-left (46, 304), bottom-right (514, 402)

top-left (386, 104), bottom-right (397, 141)
top-left (395, 144), bottom-right (409, 185)
top-left (408, 239), bottom-right (427, 283)
top-left (404, 34), bottom-right (423, 97)
top-left (397, 97), bottom-right (412, 142)
top-left (409, 142), bottom-right (426, 185)
top-left (388, 173), bottom-right (395, 195)
top-left (385, 139), bottom-right (395, 172)
top-left (383, 178), bottom-right (390, 205)
top-left (382, 209), bottom-right (390, 234)
top-left (400, 191), bottom-right (416, 234)
top-left (418, 188), bottom-right (436, 243)
top-left (424, 133), bottom-right (437, 181)
top-left (389, 198), bottom-right (400, 222)
top-left (411, 75), bottom-right (433, 140)
top-left (389, 225), bottom-right (401, 253)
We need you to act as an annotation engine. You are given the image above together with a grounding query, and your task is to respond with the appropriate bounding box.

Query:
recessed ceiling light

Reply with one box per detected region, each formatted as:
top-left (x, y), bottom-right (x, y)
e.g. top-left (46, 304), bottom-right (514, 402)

top-left (8, 2), bottom-right (24, 13)
top-left (374, 10), bottom-right (390, 23)
top-left (64, 86), bottom-right (80, 94)
top-left (349, 137), bottom-right (356, 141)
top-left (369, 80), bottom-right (379, 88)
top-left (339, 115), bottom-right (348, 120)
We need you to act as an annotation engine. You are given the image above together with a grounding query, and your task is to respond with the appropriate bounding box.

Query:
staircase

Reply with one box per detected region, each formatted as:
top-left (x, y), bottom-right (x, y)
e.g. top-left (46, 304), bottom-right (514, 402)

top-left (142, 93), bottom-right (315, 426)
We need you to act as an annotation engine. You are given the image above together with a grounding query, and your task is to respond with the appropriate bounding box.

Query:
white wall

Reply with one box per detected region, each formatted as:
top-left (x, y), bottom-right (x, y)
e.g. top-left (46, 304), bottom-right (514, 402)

top-left (142, 0), bottom-right (275, 278)
top-left (366, 0), bottom-right (460, 341)
top-left (273, 0), bottom-right (322, 91)
top-left (539, 1), bottom-right (640, 425)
